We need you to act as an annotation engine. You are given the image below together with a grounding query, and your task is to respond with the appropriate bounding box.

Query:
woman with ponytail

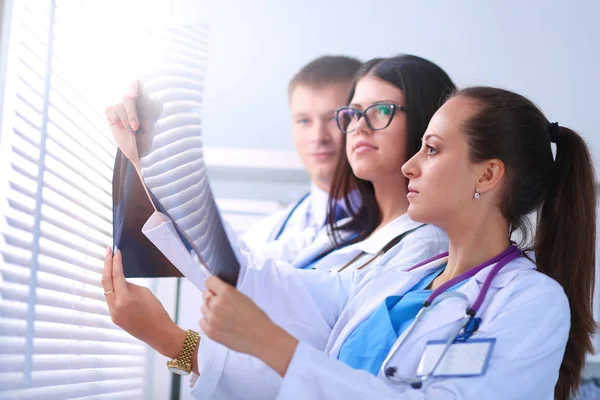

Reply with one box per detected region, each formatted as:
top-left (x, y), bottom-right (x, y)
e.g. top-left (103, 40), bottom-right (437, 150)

top-left (106, 85), bottom-right (596, 399)
top-left (449, 88), bottom-right (597, 399)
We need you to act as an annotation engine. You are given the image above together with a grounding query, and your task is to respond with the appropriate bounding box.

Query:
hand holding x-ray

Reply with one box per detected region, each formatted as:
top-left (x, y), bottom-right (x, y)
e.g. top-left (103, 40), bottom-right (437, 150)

top-left (108, 24), bottom-right (240, 287)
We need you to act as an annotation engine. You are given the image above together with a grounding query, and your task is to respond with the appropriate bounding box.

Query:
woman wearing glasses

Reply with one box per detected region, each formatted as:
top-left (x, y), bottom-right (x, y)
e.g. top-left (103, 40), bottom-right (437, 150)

top-left (255, 55), bottom-right (455, 273)
top-left (190, 87), bottom-right (595, 399)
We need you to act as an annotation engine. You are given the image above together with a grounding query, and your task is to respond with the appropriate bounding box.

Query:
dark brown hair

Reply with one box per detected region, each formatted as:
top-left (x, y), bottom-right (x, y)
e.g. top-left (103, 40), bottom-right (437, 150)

top-left (288, 55), bottom-right (362, 95)
top-left (455, 86), bottom-right (597, 400)
top-left (327, 55), bottom-right (456, 247)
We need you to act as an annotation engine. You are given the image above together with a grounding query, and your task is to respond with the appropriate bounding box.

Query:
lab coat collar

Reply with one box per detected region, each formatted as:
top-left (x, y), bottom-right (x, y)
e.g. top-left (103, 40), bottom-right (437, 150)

top-left (357, 213), bottom-right (424, 255)
top-left (471, 252), bottom-right (536, 288)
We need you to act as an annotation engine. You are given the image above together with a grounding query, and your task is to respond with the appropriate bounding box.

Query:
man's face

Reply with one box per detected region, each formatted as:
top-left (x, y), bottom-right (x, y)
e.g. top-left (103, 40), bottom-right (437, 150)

top-left (289, 83), bottom-right (351, 191)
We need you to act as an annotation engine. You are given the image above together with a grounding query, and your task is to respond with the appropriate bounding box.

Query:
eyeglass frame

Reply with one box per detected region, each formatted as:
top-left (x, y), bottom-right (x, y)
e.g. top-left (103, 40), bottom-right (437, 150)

top-left (335, 102), bottom-right (408, 134)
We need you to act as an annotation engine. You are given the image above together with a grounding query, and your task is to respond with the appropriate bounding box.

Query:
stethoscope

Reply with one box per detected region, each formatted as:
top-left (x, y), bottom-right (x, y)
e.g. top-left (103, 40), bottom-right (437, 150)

top-left (380, 245), bottom-right (522, 389)
top-left (271, 192), bottom-right (311, 241)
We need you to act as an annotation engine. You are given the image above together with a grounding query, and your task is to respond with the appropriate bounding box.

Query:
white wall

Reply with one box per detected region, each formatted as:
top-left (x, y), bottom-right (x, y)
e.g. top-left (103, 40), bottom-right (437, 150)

top-left (171, 0), bottom-right (600, 169)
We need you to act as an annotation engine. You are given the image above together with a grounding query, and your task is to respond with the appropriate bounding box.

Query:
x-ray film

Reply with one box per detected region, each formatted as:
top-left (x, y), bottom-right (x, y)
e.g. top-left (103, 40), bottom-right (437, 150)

top-left (112, 23), bottom-right (240, 286)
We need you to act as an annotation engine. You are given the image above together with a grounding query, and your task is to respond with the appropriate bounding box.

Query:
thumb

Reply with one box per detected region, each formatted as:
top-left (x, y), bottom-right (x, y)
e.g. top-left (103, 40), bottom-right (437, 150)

top-left (111, 249), bottom-right (129, 294)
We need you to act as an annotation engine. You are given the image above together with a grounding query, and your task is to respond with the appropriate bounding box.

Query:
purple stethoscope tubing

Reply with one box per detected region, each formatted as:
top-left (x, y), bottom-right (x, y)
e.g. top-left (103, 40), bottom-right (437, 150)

top-left (408, 245), bottom-right (522, 313)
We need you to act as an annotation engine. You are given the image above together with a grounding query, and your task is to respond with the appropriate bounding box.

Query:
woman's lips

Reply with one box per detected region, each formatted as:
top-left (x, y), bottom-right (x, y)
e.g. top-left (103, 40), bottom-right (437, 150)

top-left (407, 186), bottom-right (419, 198)
top-left (353, 140), bottom-right (378, 153)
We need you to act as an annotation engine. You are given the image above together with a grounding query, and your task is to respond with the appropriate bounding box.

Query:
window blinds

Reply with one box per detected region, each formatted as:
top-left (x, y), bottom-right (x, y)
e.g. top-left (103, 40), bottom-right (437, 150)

top-left (0, 1), bottom-right (152, 398)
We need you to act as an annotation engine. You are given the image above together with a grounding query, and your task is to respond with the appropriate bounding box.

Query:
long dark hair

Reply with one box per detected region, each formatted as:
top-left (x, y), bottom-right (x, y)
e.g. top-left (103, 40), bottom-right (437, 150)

top-left (327, 54), bottom-right (456, 247)
top-left (455, 86), bottom-right (597, 400)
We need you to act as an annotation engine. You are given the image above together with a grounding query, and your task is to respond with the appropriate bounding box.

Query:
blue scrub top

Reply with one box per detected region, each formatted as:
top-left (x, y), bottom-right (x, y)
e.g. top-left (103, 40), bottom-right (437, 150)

top-left (338, 266), bottom-right (465, 375)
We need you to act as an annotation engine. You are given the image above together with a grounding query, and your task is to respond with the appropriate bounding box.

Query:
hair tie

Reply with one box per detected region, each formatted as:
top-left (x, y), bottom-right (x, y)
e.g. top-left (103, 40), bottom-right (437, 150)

top-left (548, 122), bottom-right (559, 143)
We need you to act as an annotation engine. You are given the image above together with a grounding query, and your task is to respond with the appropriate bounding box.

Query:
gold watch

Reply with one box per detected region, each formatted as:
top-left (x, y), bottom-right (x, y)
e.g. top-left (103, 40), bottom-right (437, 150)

top-left (167, 329), bottom-right (200, 375)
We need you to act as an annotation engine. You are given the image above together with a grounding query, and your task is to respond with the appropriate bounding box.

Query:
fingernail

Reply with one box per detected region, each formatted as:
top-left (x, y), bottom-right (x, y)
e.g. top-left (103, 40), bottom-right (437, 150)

top-left (130, 120), bottom-right (139, 131)
top-left (113, 246), bottom-right (119, 255)
top-left (106, 246), bottom-right (112, 257)
top-left (128, 87), bottom-right (138, 98)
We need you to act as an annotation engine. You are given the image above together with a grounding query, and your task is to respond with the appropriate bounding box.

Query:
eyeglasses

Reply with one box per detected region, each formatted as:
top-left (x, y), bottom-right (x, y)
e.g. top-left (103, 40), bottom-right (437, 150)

top-left (335, 103), bottom-right (407, 134)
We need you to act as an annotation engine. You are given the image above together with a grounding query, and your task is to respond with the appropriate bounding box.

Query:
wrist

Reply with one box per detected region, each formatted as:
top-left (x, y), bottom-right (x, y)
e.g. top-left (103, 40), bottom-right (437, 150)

top-left (155, 323), bottom-right (187, 359)
top-left (255, 322), bottom-right (298, 377)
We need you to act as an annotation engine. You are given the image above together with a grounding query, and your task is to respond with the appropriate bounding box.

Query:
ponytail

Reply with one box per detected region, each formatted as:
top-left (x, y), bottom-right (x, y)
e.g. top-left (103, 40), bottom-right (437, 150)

top-left (535, 126), bottom-right (597, 400)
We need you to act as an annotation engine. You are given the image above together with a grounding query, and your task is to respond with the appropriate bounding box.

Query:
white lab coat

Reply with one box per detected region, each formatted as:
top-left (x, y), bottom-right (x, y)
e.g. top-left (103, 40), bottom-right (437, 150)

top-left (241, 184), bottom-right (328, 250)
top-left (142, 213), bottom-right (567, 400)
top-left (188, 251), bottom-right (569, 400)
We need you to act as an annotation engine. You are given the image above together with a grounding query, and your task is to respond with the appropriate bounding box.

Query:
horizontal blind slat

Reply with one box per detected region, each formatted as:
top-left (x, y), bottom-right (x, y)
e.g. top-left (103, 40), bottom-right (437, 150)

top-left (46, 125), bottom-right (112, 185)
top-left (41, 210), bottom-right (110, 250)
top-left (42, 177), bottom-right (112, 224)
top-left (39, 239), bottom-right (104, 274)
top-left (50, 72), bottom-right (107, 129)
top-left (44, 153), bottom-right (112, 206)
top-left (0, 368), bottom-right (144, 391)
top-left (0, 378), bottom-right (144, 400)
top-left (0, 265), bottom-right (104, 302)
top-left (39, 194), bottom-right (112, 238)
top-left (0, 319), bottom-right (140, 345)
top-left (0, 337), bottom-right (146, 356)
top-left (40, 221), bottom-right (105, 260)
top-left (0, 353), bottom-right (145, 372)
top-left (1, 282), bottom-right (109, 316)
top-left (18, 39), bottom-right (48, 78)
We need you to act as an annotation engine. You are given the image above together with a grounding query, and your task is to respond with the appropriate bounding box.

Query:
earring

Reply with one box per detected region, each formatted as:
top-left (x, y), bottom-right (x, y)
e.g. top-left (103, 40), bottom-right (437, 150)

top-left (474, 188), bottom-right (481, 200)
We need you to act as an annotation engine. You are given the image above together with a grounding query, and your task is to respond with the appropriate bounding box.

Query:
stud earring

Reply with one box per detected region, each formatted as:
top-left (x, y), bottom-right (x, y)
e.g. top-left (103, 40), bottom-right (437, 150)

top-left (474, 188), bottom-right (481, 200)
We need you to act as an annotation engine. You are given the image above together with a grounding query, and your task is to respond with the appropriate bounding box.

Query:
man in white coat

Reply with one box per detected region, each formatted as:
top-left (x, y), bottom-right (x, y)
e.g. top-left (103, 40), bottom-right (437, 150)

top-left (241, 56), bottom-right (362, 250)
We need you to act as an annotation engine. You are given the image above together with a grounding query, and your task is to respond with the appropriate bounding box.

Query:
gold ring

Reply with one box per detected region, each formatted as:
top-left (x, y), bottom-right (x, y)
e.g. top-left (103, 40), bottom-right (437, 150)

top-left (104, 290), bottom-right (115, 296)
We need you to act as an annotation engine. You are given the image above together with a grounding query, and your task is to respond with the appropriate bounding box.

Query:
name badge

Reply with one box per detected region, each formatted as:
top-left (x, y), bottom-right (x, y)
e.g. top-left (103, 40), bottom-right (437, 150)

top-left (416, 338), bottom-right (495, 377)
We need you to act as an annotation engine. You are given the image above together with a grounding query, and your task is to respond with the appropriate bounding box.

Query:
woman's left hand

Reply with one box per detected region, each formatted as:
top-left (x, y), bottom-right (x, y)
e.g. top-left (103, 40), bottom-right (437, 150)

top-left (200, 276), bottom-right (298, 376)
top-left (102, 247), bottom-right (186, 360)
